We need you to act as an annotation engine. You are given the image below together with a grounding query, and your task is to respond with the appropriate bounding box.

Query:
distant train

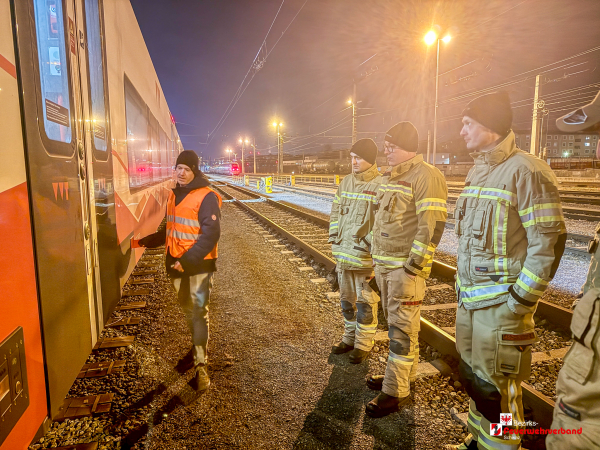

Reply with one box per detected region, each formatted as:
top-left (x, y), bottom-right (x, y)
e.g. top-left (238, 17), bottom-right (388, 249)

top-left (548, 157), bottom-right (598, 170)
top-left (208, 162), bottom-right (242, 176)
top-left (300, 160), bottom-right (352, 174)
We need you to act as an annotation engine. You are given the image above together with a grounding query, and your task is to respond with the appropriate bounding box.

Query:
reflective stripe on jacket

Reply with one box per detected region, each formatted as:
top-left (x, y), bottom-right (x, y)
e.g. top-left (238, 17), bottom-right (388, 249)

top-left (166, 187), bottom-right (223, 259)
top-left (329, 164), bottom-right (381, 270)
top-left (371, 154), bottom-right (448, 277)
top-left (455, 131), bottom-right (567, 310)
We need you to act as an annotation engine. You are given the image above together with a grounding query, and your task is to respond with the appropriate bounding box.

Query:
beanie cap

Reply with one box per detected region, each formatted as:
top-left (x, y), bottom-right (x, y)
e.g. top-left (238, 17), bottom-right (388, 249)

top-left (175, 150), bottom-right (200, 175)
top-left (349, 138), bottom-right (378, 164)
top-left (462, 91), bottom-right (513, 136)
top-left (384, 121), bottom-right (419, 153)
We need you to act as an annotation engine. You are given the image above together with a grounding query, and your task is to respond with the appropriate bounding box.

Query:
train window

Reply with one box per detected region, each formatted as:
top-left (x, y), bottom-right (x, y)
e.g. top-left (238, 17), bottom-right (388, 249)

top-left (33, 0), bottom-right (73, 145)
top-left (125, 77), bottom-right (151, 190)
top-left (84, 0), bottom-right (109, 155)
top-left (160, 129), bottom-right (168, 179)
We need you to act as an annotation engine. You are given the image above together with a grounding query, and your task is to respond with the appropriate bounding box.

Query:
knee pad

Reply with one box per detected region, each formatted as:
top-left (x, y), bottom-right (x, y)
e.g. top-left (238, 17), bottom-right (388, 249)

top-left (388, 327), bottom-right (410, 355)
top-left (356, 303), bottom-right (374, 324)
top-left (472, 373), bottom-right (502, 423)
top-left (341, 301), bottom-right (356, 321)
top-left (459, 359), bottom-right (475, 397)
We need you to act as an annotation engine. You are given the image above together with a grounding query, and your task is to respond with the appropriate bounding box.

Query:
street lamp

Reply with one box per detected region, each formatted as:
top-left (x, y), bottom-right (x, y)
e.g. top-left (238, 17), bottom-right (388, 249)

top-left (226, 148), bottom-right (232, 162)
top-left (239, 137), bottom-right (250, 174)
top-left (272, 120), bottom-right (284, 174)
top-left (425, 28), bottom-right (452, 166)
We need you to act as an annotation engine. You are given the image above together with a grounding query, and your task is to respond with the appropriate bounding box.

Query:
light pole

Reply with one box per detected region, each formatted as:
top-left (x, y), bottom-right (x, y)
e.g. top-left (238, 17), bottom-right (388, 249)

top-left (348, 95), bottom-right (357, 145)
top-left (226, 148), bottom-right (232, 162)
top-left (424, 29), bottom-right (451, 166)
top-left (239, 137), bottom-right (249, 174)
top-left (272, 121), bottom-right (283, 174)
top-left (251, 139), bottom-right (257, 174)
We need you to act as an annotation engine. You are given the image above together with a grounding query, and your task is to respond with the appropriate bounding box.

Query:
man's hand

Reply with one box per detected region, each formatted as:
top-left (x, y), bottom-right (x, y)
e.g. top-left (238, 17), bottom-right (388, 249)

top-left (171, 261), bottom-right (184, 273)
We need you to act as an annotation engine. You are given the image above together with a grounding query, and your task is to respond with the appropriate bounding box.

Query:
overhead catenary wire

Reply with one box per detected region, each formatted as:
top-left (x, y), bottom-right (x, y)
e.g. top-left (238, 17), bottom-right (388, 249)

top-left (203, 0), bottom-right (308, 145)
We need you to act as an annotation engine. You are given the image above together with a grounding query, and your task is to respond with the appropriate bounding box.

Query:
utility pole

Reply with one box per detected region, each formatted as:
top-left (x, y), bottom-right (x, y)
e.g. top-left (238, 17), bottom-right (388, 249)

top-left (351, 82), bottom-right (357, 145)
top-left (530, 74), bottom-right (544, 157)
top-left (241, 140), bottom-right (245, 174)
top-left (432, 39), bottom-right (440, 167)
top-left (253, 137), bottom-right (257, 174)
top-left (427, 130), bottom-right (431, 164)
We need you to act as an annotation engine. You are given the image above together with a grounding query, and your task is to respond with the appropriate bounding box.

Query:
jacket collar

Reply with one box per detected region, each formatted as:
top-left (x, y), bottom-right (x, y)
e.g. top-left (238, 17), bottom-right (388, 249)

top-left (389, 154), bottom-right (423, 178)
top-left (470, 130), bottom-right (518, 167)
top-left (353, 163), bottom-right (379, 182)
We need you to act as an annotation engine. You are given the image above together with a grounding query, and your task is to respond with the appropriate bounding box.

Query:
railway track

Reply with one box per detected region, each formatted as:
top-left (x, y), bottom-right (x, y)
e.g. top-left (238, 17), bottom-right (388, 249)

top-left (212, 180), bottom-right (576, 431)
top-left (215, 176), bottom-right (593, 258)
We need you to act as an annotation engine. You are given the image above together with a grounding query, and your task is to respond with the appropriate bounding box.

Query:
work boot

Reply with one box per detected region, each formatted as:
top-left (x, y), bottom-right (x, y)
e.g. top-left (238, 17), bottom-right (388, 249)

top-left (195, 365), bottom-right (210, 391)
top-left (175, 347), bottom-right (195, 373)
top-left (444, 434), bottom-right (478, 450)
top-left (367, 375), bottom-right (416, 391)
top-left (349, 348), bottom-right (370, 364)
top-left (365, 392), bottom-right (411, 418)
top-left (331, 341), bottom-right (353, 354)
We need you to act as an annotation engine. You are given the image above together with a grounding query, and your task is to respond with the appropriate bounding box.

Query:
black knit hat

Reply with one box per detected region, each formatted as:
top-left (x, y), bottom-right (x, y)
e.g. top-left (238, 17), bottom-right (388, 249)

top-left (462, 91), bottom-right (513, 136)
top-left (350, 138), bottom-right (378, 164)
top-left (384, 121), bottom-right (419, 153)
top-left (175, 150), bottom-right (199, 174)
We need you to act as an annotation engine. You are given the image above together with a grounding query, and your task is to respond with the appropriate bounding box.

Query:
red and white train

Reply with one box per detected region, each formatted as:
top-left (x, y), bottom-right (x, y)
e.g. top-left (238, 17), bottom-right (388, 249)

top-left (0, 0), bottom-right (180, 447)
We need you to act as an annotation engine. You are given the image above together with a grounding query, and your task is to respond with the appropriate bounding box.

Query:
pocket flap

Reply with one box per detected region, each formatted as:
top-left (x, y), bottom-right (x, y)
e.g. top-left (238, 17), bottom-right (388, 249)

top-left (564, 342), bottom-right (595, 385)
top-left (571, 288), bottom-right (600, 343)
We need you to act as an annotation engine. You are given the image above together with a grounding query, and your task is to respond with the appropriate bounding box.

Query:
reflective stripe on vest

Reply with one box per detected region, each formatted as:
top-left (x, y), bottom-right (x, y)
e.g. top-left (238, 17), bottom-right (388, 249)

top-left (165, 187), bottom-right (222, 259)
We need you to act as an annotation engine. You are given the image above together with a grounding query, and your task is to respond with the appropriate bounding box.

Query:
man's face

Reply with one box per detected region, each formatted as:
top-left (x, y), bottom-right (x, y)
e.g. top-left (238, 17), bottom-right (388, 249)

top-left (460, 116), bottom-right (501, 151)
top-left (176, 164), bottom-right (195, 186)
top-left (350, 152), bottom-right (372, 173)
top-left (383, 141), bottom-right (415, 166)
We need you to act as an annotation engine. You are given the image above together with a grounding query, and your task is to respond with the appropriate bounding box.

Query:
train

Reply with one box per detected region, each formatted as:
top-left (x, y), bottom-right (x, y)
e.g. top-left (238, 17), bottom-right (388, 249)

top-left (0, 0), bottom-right (180, 447)
top-left (299, 160), bottom-right (352, 174)
top-left (207, 162), bottom-right (242, 176)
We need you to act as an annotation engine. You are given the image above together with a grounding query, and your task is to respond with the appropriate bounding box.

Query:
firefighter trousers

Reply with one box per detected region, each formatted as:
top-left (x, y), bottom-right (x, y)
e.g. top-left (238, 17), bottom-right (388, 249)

top-left (375, 266), bottom-right (425, 398)
top-left (456, 300), bottom-right (536, 450)
top-left (172, 272), bottom-right (213, 366)
top-left (547, 287), bottom-right (600, 450)
top-left (338, 268), bottom-right (379, 351)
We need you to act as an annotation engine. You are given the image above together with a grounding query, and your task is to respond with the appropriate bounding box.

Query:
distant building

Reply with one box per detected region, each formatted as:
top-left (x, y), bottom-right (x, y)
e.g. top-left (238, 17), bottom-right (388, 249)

top-left (514, 130), bottom-right (599, 158)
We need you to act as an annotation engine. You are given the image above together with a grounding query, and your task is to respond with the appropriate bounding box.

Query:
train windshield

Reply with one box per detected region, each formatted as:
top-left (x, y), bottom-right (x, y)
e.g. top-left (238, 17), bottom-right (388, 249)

top-left (231, 163), bottom-right (241, 175)
top-left (33, 0), bottom-right (72, 144)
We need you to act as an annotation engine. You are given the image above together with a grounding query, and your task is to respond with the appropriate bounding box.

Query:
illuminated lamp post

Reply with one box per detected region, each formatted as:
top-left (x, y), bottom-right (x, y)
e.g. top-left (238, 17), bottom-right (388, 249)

top-left (424, 29), bottom-right (452, 166)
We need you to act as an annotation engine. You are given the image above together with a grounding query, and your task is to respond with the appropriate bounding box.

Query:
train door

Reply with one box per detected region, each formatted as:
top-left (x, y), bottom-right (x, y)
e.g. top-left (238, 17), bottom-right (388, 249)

top-left (12, 0), bottom-right (102, 418)
top-left (69, 0), bottom-right (106, 335)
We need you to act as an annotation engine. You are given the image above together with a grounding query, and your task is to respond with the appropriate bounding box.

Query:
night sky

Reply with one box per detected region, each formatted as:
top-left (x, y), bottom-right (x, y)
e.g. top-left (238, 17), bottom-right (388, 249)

top-left (130, 0), bottom-right (600, 160)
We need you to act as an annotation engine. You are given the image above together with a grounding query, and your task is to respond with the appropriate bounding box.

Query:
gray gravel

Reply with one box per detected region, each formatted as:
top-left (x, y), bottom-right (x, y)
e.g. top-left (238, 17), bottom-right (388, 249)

top-left (528, 358), bottom-right (564, 400)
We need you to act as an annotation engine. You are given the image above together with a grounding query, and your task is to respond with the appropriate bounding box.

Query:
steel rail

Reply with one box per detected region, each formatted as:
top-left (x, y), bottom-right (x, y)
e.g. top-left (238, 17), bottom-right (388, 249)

top-left (213, 180), bottom-right (559, 429)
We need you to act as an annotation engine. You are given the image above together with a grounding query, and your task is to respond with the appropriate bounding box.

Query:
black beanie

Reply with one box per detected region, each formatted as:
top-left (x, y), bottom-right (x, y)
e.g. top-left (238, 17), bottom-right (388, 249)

top-left (350, 138), bottom-right (378, 164)
top-left (462, 91), bottom-right (513, 136)
top-left (384, 121), bottom-right (419, 153)
top-left (175, 150), bottom-right (199, 174)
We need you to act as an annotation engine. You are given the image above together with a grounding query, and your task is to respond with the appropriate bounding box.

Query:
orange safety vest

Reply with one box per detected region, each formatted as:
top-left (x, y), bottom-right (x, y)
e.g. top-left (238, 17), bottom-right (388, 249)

top-left (165, 187), bottom-right (222, 259)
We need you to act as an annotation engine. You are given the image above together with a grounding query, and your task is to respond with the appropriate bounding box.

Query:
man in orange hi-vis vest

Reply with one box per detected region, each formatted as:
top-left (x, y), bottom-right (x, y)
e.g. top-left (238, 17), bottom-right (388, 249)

top-left (139, 150), bottom-right (221, 390)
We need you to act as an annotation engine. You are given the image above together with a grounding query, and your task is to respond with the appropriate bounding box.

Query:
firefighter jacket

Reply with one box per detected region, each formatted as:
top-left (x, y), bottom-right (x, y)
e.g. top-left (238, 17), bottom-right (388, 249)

top-left (455, 131), bottom-right (567, 311)
top-left (329, 163), bottom-right (381, 270)
top-left (371, 154), bottom-right (448, 278)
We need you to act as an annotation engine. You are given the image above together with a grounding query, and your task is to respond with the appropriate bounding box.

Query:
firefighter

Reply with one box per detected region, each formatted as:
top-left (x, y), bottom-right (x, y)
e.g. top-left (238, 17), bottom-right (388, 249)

top-left (329, 138), bottom-right (382, 363)
top-left (138, 150), bottom-right (221, 391)
top-left (546, 90), bottom-right (600, 450)
top-left (365, 122), bottom-right (448, 418)
top-left (449, 92), bottom-right (567, 450)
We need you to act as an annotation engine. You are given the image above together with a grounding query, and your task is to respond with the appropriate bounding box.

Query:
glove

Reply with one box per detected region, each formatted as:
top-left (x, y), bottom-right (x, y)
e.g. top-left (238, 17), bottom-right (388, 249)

top-left (330, 267), bottom-right (339, 292)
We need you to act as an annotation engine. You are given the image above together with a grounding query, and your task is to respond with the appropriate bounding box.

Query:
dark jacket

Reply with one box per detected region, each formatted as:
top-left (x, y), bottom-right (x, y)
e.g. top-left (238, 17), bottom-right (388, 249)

top-left (139, 174), bottom-right (221, 278)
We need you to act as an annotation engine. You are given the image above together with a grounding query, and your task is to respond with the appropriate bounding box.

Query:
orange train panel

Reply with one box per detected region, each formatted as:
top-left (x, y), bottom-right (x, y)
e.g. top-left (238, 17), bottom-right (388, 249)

top-left (0, 183), bottom-right (47, 450)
